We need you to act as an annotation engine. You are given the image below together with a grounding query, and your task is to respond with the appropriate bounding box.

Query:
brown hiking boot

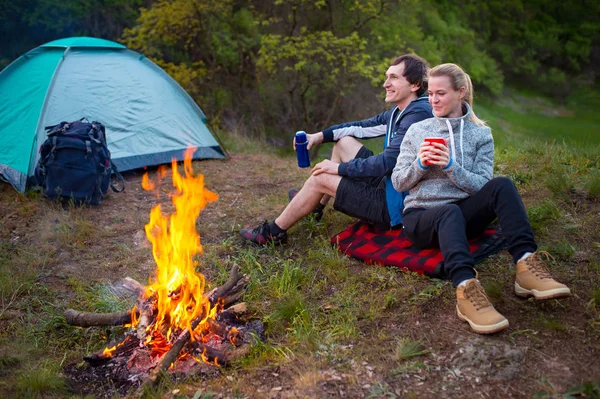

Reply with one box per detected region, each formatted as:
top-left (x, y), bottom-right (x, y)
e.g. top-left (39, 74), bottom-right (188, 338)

top-left (515, 252), bottom-right (571, 300)
top-left (456, 278), bottom-right (509, 334)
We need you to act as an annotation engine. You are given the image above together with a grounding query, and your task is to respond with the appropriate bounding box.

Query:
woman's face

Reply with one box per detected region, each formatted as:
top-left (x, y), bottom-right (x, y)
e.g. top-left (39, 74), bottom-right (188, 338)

top-left (428, 75), bottom-right (465, 118)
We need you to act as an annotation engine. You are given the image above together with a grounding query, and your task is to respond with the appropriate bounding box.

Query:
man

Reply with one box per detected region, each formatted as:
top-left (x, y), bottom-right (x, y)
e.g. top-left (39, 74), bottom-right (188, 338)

top-left (240, 54), bottom-right (433, 245)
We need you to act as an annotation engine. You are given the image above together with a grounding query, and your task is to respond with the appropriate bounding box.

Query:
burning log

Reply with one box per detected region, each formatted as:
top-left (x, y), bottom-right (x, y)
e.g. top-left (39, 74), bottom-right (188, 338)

top-left (136, 292), bottom-right (156, 340)
top-left (143, 265), bottom-right (245, 361)
top-left (63, 265), bottom-right (247, 329)
top-left (137, 264), bottom-right (248, 391)
top-left (83, 335), bottom-right (140, 366)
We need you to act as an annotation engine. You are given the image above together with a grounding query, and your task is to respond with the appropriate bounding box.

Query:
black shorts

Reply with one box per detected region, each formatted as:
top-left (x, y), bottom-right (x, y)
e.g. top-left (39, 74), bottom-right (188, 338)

top-left (333, 146), bottom-right (390, 227)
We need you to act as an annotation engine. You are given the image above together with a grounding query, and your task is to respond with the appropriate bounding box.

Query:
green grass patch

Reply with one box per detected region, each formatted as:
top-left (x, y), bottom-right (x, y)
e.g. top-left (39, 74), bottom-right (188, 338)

top-left (545, 168), bottom-right (575, 202)
top-left (367, 382), bottom-right (399, 398)
top-left (393, 339), bottom-right (429, 361)
top-left (527, 199), bottom-right (562, 234)
top-left (544, 240), bottom-right (576, 261)
top-left (478, 91), bottom-right (600, 154)
top-left (587, 173), bottom-right (600, 201)
top-left (537, 314), bottom-right (567, 332)
top-left (482, 280), bottom-right (503, 302)
top-left (15, 361), bottom-right (68, 398)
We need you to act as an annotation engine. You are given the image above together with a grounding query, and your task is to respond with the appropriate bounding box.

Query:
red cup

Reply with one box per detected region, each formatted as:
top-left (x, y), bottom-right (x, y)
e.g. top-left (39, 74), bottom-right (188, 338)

top-left (423, 137), bottom-right (445, 166)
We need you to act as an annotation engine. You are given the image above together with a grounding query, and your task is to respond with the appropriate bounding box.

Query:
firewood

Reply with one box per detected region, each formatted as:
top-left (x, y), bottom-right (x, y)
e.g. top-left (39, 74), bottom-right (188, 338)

top-left (137, 264), bottom-right (248, 392)
top-left (117, 277), bottom-right (145, 296)
top-left (84, 335), bottom-right (140, 366)
top-left (208, 263), bottom-right (244, 304)
top-left (225, 302), bottom-right (247, 314)
top-left (136, 293), bottom-right (156, 340)
top-left (64, 309), bottom-right (135, 327)
top-left (138, 307), bottom-right (207, 394)
top-left (194, 343), bottom-right (228, 365)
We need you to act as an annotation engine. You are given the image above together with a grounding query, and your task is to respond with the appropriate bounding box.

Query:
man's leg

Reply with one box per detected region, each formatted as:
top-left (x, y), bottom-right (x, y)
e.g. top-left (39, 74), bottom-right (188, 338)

top-left (240, 172), bottom-right (342, 245)
top-left (276, 173), bottom-right (341, 230)
top-left (318, 137), bottom-right (364, 206)
top-left (240, 137), bottom-right (377, 245)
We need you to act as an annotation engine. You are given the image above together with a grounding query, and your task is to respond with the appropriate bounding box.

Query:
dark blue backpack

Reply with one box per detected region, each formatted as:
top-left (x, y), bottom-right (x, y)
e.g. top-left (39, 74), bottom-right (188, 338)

top-left (34, 119), bottom-right (124, 205)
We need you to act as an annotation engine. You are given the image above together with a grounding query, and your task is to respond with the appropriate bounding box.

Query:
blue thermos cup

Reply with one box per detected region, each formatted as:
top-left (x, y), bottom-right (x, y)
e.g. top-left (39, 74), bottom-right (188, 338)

top-left (295, 131), bottom-right (310, 168)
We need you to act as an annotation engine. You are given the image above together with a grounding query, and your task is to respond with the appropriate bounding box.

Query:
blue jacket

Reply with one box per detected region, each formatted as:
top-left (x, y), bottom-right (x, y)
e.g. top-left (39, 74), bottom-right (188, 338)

top-left (322, 95), bottom-right (432, 226)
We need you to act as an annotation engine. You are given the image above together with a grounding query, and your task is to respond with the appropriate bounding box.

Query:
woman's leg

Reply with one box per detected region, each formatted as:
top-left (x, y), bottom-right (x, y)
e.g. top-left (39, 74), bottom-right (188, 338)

top-left (457, 177), bottom-right (570, 300)
top-left (403, 206), bottom-right (509, 334)
top-left (403, 205), bottom-right (476, 287)
top-left (457, 177), bottom-right (537, 263)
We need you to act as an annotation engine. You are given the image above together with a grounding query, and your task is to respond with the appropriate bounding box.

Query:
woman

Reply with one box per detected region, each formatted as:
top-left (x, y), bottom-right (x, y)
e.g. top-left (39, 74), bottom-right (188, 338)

top-left (391, 63), bottom-right (570, 334)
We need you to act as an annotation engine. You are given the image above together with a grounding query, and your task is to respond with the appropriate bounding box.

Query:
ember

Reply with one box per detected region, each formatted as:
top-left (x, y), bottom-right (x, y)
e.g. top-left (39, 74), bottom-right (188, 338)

top-left (64, 148), bottom-right (259, 393)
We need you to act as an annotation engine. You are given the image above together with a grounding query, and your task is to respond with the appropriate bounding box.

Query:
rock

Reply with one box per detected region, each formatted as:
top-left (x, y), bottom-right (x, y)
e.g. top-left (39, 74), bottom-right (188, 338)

top-left (451, 336), bottom-right (526, 382)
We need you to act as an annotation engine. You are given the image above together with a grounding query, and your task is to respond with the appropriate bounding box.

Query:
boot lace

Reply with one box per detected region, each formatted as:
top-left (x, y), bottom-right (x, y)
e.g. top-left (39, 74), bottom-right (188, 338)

top-left (465, 280), bottom-right (492, 311)
top-left (252, 221), bottom-right (270, 235)
top-left (525, 251), bottom-right (554, 280)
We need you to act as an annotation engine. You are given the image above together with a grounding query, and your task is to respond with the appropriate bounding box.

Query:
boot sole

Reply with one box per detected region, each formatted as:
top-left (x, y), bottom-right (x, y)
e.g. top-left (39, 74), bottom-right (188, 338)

top-left (514, 282), bottom-right (571, 300)
top-left (456, 305), bottom-right (509, 334)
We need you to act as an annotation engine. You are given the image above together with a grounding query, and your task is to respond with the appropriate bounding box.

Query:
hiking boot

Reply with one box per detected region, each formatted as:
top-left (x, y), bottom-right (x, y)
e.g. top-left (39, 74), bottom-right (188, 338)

top-left (456, 278), bottom-right (509, 334)
top-left (239, 221), bottom-right (287, 246)
top-left (515, 252), bottom-right (571, 300)
top-left (287, 188), bottom-right (324, 221)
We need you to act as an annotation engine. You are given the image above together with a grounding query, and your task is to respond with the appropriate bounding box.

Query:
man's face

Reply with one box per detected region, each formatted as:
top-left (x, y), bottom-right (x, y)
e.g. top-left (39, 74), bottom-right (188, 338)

top-left (383, 62), bottom-right (418, 105)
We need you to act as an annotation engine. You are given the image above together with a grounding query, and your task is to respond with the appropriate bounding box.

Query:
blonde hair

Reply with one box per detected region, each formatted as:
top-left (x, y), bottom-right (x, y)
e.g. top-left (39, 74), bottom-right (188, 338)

top-left (429, 63), bottom-right (487, 126)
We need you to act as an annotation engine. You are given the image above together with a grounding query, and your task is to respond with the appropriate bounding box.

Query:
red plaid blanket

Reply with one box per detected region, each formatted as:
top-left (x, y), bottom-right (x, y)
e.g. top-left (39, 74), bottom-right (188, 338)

top-left (331, 221), bottom-right (506, 278)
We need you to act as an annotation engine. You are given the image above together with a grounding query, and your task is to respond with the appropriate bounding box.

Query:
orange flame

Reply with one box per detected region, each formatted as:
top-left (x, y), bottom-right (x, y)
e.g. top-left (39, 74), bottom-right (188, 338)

top-left (102, 335), bottom-right (132, 358)
top-left (142, 147), bottom-right (218, 347)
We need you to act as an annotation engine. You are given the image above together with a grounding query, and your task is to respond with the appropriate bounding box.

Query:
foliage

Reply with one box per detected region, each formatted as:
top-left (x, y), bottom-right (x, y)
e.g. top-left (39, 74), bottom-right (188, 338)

top-left (257, 29), bottom-right (376, 128)
top-left (0, 0), bottom-right (151, 69)
top-left (2, 0), bottom-right (600, 137)
top-left (121, 0), bottom-right (261, 117)
top-left (457, 0), bottom-right (600, 96)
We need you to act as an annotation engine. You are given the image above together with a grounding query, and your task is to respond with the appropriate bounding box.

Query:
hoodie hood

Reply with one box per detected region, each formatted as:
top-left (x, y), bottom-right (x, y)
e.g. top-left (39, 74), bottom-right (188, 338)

top-left (434, 102), bottom-right (472, 166)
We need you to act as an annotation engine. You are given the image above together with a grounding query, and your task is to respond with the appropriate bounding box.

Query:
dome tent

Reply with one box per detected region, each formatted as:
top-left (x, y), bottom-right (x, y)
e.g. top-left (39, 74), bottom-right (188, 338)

top-left (0, 37), bottom-right (226, 193)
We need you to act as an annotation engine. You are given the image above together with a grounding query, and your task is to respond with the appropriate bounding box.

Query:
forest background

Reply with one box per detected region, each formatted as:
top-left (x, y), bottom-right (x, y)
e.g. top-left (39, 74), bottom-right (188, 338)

top-left (2, 0), bottom-right (599, 140)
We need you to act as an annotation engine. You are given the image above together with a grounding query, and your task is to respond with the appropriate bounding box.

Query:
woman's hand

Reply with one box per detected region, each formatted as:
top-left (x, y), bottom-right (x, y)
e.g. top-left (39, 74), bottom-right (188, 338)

top-left (419, 140), bottom-right (450, 168)
top-left (294, 132), bottom-right (323, 151)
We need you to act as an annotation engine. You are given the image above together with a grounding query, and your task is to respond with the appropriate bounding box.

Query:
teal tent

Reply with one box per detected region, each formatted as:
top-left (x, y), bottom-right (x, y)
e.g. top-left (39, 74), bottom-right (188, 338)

top-left (0, 37), bottom-right (226, 193)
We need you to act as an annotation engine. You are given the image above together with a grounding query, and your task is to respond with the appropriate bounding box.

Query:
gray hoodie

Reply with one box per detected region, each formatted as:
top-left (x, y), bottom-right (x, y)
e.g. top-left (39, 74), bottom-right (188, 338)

top-left (391, 102), bottom-right (493, 210)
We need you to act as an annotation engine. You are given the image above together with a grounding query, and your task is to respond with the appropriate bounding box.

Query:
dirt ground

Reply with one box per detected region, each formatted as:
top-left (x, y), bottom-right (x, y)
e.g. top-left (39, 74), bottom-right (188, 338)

top-left (1, 152), bottom-right (599, 398)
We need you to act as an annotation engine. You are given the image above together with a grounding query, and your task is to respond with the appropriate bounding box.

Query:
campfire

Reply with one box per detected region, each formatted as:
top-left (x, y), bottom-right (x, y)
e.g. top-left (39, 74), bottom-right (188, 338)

top-left (64, 148), bottom-right (257, 391)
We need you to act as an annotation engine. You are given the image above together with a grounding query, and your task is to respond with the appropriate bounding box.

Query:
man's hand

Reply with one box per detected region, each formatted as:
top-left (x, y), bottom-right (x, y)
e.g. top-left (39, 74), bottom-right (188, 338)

top-left (294, 132), bottom-right (324, 151)
top-left (311, 159), bottom-right (339, 176)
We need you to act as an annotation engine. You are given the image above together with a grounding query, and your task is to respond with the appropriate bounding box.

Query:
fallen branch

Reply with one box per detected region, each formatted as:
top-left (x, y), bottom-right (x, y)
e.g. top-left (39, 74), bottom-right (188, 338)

top-left (64, 309), bottom-right (135, 327)
top-left (65, 276), bottom-right (146, 327)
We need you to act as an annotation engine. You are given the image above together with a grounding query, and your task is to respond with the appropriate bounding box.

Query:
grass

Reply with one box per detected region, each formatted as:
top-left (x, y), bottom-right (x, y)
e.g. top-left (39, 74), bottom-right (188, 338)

top-left (478, 89), bottom-right (600, 155)
top-left (393, 339), bottom-right (429, 361)
top-left (0, 88), bottom-right (599, 398)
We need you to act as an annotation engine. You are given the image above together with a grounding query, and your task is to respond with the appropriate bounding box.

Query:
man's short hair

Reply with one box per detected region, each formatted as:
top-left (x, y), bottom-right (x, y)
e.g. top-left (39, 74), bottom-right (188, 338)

top-left (391, 54), bottom-right (430, 96)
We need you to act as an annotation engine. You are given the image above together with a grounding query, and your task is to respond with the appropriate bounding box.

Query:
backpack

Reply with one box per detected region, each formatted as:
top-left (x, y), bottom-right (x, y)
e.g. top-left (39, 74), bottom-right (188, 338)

top-left (34, 119), bottom-right (124, 205)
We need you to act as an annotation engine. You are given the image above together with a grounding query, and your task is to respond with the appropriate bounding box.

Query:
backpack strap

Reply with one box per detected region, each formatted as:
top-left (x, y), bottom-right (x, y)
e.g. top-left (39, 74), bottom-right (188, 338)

top-left (90, 122), bottom-right (107, 145)
top-left (110, 162), bottom-right (125, 192)
top-left (46, 121), bottom-right (69, 136)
